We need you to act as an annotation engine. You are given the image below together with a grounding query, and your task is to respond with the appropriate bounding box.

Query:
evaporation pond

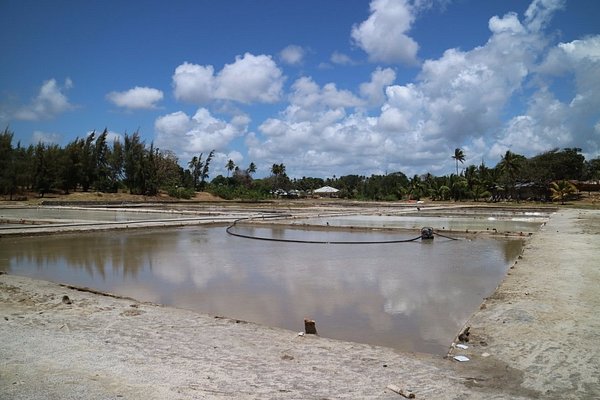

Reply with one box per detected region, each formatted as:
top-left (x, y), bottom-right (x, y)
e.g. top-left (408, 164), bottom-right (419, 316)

top-left (0, 224), bottom-right (523, 354)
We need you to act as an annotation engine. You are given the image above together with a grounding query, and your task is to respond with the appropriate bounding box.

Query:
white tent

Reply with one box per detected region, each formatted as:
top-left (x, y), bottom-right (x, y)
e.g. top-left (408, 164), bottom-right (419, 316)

top-left (313, 186), bottom-right (339, 196)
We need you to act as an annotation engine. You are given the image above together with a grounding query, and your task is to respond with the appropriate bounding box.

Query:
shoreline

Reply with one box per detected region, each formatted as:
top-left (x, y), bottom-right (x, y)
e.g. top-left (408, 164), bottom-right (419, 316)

top-left (1, 207), bottom-right (599, 399)
top-left (0, 202), bottom-right (552, 239)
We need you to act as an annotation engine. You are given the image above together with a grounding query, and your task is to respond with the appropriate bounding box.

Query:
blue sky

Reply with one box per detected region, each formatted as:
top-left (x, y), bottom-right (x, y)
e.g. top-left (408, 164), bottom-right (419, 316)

top-left (1, 0), bottom-right (599, 178)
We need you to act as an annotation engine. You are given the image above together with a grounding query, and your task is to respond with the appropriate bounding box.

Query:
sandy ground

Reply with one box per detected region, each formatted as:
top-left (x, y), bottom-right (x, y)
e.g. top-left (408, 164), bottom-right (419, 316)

top-left (1, 207), bottom-right (599, 399)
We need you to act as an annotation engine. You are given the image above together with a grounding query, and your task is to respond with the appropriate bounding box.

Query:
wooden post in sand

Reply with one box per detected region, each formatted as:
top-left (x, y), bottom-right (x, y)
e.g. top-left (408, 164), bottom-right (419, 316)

top-left (304, 318), bottom-right (318, 335)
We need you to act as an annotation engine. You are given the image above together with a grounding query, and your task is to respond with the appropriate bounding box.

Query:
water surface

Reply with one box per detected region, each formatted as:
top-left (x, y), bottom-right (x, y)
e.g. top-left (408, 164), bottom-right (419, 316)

top-left (0, 225), bottom-right (523, 354)
top-left (0, 207), bottom-right (197, 223)
top-left (299, 214), bottom-right (544, 233)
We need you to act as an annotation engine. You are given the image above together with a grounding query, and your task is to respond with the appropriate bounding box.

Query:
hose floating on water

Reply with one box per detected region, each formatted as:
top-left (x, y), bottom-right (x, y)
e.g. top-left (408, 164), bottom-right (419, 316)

top-left (432, 231), bottom-right (461, 241)
top-left (226, 215), bottom-right (440, 245)
top-left (226, 226), bottom-right (422, 244)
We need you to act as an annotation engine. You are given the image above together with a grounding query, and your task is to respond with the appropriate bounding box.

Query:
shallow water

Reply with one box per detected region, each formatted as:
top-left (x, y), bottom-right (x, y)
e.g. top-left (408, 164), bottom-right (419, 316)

top-left (299, 214), bottom-right (545, 233)
top-left (0, 207), bottom-right (198, 223)
top-left (0, 223), bottom-right (526, 354)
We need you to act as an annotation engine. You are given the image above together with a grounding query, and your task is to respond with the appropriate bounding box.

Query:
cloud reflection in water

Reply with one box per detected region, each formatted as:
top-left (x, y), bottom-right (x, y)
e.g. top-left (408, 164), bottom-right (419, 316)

top-left (0, 225), bottom-right (522, 354)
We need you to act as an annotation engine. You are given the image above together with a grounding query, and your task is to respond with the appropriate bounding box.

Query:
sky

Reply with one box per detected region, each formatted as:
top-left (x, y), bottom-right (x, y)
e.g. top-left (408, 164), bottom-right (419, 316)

top-left (1, 0), bottom-right (599, 179)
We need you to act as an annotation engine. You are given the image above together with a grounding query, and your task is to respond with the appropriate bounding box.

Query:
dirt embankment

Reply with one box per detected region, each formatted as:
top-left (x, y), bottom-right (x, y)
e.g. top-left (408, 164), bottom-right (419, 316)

top-left (447, 209), bottom-right (600, 399)
top-left (1, 208), bottom-right (599, 399)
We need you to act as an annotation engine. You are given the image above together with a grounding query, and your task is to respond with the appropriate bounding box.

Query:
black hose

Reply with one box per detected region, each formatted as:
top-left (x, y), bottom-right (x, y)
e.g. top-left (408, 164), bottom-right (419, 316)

top-left (226, 215), bottom-right (422, 245)
top-left (433, 231), bottom-right (461, 240)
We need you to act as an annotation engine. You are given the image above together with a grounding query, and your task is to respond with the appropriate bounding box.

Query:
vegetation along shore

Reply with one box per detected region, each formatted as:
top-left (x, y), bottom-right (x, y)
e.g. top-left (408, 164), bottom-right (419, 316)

top-left (1, 129), bottom-right (599, 204)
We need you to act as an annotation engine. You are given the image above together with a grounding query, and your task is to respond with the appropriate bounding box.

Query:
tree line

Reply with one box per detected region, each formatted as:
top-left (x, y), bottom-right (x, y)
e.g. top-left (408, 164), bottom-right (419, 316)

top-left (0, 128), bottom-right (214, 200)
top-left (208, 147), bottom-right (599, 202)
top-left (1, 128), bottom-right (599, 202)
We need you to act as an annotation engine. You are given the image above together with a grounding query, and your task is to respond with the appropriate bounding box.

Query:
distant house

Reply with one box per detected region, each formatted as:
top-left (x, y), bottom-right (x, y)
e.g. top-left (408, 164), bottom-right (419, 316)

top-left (287, 189), bottom-right (304, 198)
top-left (313, 186), bottom-right (340, 198)
top-left (575, 180), bottom-right (600, 193)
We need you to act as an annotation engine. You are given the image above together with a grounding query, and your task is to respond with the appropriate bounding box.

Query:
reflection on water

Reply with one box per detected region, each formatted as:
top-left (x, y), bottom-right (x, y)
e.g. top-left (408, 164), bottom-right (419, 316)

top-left (302, 214), bottom-right (545, 233)
top-left (0, 225), bottom-right (522, 354)
top-left (0, 207), bottom-right (194, 222)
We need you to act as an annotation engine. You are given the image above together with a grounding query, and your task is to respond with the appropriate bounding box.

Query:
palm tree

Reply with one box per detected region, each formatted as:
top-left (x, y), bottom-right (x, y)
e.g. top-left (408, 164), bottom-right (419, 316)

top-left (498, 150), bottom-right (523, 200)
top-left (271, 163), bottom-right (286, 190)
top-left (449, 174), bottom-right (468, 201)
top-left (187, 155), bottom-right (204, 190)
top-left (199, 150), bottom-right (215, 189)
top-left (271, 163), bottom-right (285, 177)
top-left (464, 165), bottom-right (481, 201)
top-left (408, 175), bottom-right (424, 200)
top-left (439, 185), bottom-right (451, 201)
top-left (498, 150), bottom-right (521, 180)
top-left (226, 159), bottom-right (235, 177)
top-left (452, 148), bottom-right (465, 175)
top-left (550, 180), bottom-right (578, 204)
top-left (246, 162), bottom-right (256, 176)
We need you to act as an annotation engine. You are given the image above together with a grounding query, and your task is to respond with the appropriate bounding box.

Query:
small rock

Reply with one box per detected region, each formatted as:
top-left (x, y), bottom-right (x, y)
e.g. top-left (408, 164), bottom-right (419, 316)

top-left (61, 295), bottom-right (72, 305)
top-left (119, 309), bottom-right (144, 317)
top-left (458, 326), bottom-right (471, 342)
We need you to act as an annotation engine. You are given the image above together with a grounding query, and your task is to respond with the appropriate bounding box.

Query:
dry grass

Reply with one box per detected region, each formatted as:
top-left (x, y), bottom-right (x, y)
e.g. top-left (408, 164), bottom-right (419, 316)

top-left (3, 189), bottom-right (599, 209)
top-left (3, 190), bottom-right (222, 205)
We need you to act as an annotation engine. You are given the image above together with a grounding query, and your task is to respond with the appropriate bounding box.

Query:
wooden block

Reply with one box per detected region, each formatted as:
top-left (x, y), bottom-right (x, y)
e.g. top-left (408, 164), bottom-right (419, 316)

top-left (304, 318), bottom-right (317, 335)
top-left (387, 384), bottom-right (415, 398)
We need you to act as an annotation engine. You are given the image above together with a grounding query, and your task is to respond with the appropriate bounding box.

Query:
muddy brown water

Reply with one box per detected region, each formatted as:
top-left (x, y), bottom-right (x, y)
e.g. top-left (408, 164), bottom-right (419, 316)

top-left (0, 224), bottom-right (525, 354)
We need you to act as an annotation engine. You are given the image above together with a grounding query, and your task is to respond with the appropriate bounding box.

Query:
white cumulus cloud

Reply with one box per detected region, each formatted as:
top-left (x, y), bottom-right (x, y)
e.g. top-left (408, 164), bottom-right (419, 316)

top-left (149, 0), bottom-right (599, 178)
top-left (488, 12), bottom-right (525, 34)
top-left (523, 0), bottom-right (565, 32)
top-left (106, 86), bottom-right (164, 110)
top-left (172, 53), bottom-right (284, 105)
top-left (351, 0), bottom-right (419, 64)
top-left (215, 53), bottom-right (284, 103)
top-left (245, 0), bottom-right (598, 177)
top-left (371, 8), bottom-right (551, 160)
top-left (32, 130), bottom-right (61, 144)
top-left (360, 67), bottom-right (396, 106)
top-left (330, 51), bottom-right (355, 65)
top-left (172, 63), bottom-right (215, 104)
top-left (289, 77), bottom-right (364, 113)
top-left (155, 108), bottom-right (247, 163)
top-left (280, 45), bottom-right (306, 65)
top-left (15, 78), bottom-right (74, 120)
top-left (515, 35), bottom-right (600, 156)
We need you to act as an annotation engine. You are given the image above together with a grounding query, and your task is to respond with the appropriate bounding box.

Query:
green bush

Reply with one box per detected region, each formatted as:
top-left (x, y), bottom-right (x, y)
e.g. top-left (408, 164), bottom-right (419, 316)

top-left (208, 185), bottom-right (268, 201)
top-left (167, 186), bottom-right (195, 199)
